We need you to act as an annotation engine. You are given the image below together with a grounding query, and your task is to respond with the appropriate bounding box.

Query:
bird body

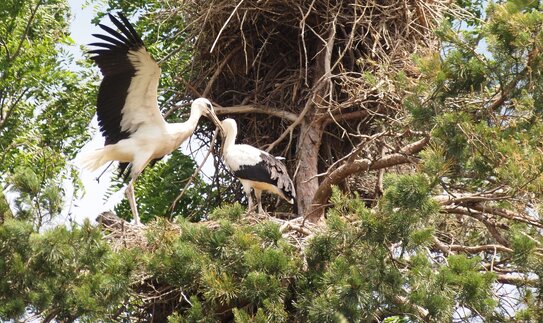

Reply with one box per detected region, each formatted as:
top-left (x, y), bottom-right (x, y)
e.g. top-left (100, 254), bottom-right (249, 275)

top-left (78, 13), bottom-right (219, 224)
top-left (79, 104), bottom-right (208, 172)
top-left (220, 118), bottom-right (295, 213)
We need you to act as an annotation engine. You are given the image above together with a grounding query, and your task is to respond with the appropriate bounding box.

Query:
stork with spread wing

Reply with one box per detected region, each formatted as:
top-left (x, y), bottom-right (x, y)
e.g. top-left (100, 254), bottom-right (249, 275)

top-left (78, 13), bottom-right (220, 224)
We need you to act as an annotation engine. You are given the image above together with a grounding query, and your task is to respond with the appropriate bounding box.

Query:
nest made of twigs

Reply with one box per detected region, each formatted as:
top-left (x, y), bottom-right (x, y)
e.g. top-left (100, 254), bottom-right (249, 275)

top-left (176, 0), bottom-right (457, 199)
top-left (96, 211), bottom-right (319, 253)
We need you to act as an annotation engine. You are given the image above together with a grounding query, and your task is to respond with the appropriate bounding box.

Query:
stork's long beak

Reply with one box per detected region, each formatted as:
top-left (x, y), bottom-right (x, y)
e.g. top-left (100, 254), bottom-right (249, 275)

top-left (207, 109), bottom-right (224, 138)
top-left (206, 109), bottom-right (225, 157)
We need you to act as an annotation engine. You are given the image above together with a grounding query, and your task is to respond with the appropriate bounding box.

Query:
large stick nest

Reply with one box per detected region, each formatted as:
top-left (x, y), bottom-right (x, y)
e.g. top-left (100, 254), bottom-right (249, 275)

top-left (179, 0), bottom-right (457, 210)
top-left (184, 0), bottom-right (452, 153)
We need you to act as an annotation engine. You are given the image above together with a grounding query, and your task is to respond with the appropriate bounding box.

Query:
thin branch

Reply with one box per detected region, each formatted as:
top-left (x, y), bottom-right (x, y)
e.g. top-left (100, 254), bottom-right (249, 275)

top-left (203, 48), bottom-right (239, 97)
top-left (214, 104), bottom-right (298, 122)
top-left (265, 80), bottom-right (326, 153)
top-left (169, 128), bottom-right (219, 212)
top-left (209, 0), bottom-right (245, 53)
top-left (11, 0), bottom-right (44, 62)
top-left (433, 192), bottom-right (510, 206)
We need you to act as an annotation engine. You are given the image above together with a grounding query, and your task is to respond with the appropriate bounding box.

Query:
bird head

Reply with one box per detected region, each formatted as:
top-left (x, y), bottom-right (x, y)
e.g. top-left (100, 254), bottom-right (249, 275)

top-left (192, 98), bottom-right (222, 128)
top-left (220, 118), bottom-right (237, 137)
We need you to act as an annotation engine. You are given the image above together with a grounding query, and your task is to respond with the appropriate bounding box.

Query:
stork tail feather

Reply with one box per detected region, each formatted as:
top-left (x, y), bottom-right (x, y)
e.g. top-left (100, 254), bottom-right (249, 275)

top-left (77, 149), bottom-right (108, 172)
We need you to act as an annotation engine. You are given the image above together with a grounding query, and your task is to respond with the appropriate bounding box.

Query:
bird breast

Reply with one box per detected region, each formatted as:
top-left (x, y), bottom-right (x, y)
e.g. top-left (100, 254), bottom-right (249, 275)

top-left (130, 124), bottom-right (182, 159)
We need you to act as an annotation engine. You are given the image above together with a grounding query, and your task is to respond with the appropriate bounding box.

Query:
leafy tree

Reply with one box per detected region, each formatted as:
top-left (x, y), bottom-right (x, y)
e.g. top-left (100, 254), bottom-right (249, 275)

top-left (0, 0), bottom-right (95, 228)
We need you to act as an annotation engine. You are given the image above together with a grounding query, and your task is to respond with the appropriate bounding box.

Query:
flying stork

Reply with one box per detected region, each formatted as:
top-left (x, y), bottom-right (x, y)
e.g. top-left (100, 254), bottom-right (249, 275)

top-left (220, 118), bottom-right (296, 214)
top-left (78, 13), bottom-right (220, 225)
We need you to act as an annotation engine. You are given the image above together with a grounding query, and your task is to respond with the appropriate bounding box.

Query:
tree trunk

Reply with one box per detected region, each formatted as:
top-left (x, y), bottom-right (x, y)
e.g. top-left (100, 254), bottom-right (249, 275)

top-left (295, 120), bottom-right (323, 223)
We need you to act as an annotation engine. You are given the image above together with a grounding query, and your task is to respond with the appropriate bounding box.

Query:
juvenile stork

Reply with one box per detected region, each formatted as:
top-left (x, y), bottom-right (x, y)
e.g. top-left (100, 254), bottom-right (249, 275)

top-left (220, 118), bottom-right (295, 214)
top-left (78, 13), bottom-right (220, 225)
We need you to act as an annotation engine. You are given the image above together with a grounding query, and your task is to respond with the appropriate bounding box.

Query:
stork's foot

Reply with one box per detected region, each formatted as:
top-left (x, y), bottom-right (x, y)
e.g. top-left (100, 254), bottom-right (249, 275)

top-left (257, 204), bottom-right (270, 218)
top-left (246, 204), bottom-right (257, 214)
top-left (131, 218), bottom-right (144, 227)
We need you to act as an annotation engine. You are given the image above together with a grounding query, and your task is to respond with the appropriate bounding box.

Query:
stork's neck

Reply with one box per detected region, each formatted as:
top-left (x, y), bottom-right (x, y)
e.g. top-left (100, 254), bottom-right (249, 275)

top-left (223, 126), bottom-right (237, 153)
top-left (186, 108), bottom-right (204, 131)
top-left (168, 108), bottom-right (203, 148)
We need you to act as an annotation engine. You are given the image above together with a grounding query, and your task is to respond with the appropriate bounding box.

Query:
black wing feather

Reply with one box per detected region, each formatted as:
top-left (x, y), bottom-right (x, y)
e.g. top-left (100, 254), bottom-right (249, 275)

top-left (97, 24), bottom-right (130, 44)
top-left (89, 13), bottom-right (145, 147)
top-left (117, 14), bottom-right (144, 44)
top-left (88, 42), bottom-right (119, 50)
top-left (234, 153), bottom-right (295, 201)
top-left (91, 33), bottom-right (127, 47)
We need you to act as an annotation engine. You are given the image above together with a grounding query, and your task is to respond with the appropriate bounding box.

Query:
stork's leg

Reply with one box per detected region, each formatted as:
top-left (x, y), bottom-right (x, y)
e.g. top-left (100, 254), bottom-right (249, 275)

top-left (125, 180), bottom-right (140, 225)
top-left (246, 189), bottom-right (255, 213)
top-left (255, 189), bottom-right (265, 215)
top-left (241, 181), bottom-right (254, 213)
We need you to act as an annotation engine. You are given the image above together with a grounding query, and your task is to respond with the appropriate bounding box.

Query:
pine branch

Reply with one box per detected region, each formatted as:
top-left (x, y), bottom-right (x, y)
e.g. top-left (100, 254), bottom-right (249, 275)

top-left (433, 236), bottom-right (513, 254)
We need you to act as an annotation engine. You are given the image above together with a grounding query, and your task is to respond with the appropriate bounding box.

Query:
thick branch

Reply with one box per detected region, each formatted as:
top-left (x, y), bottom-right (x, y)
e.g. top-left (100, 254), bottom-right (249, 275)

top-left (433, 236), bottom-right (513, 255)
top-left (470, 204), bottom-right (543, 229)
top-left (435, 193), bottom-right (543, 228)
top-left (440, 206), bottom-right (510, 247)
top-left (214, 104), bottom-right (298, 122)
top-left (496, 274), bottom-right (539, 287)
top-left (307, 134), bottom-right (430, 222)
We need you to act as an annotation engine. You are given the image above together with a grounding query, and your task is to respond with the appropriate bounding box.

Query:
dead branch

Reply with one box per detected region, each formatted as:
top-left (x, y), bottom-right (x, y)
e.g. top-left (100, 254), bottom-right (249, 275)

top-left (433, 236), bottom-right (513, 255)
top-left (307, 134), bottom-right (430, 221)
top-left (215, 104), bottom-right (298, 122)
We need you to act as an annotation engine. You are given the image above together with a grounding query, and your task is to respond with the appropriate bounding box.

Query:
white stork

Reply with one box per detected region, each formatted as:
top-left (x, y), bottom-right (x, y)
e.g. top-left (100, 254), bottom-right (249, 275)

top-left (220, 118), bottom-right (296, 214)
top-left (78, 13), bottom-right (220, 225)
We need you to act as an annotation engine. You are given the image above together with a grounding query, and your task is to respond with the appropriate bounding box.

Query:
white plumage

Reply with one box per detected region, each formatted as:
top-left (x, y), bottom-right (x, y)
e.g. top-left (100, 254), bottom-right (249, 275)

top-left (220, 118), bottom-right (295, 214)
top-left (77, 13), bottom-right (220, 225)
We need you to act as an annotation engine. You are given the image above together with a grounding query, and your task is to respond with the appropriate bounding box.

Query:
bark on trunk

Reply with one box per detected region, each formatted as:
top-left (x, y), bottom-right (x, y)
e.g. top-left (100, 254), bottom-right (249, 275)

top-left (295, 120), bottom-right (323, 223)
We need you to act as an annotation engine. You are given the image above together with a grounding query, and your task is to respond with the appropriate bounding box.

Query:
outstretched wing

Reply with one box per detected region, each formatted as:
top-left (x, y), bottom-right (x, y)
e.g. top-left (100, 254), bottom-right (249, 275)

top-left (234, 151), bottom-right (296, 203)
top-left (88, 13), bottom-right (165, 146)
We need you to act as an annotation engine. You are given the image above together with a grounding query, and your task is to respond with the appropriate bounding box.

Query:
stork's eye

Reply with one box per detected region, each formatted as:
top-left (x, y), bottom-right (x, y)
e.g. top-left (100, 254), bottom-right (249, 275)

top-left (206, 102), bottom-right (213, 110)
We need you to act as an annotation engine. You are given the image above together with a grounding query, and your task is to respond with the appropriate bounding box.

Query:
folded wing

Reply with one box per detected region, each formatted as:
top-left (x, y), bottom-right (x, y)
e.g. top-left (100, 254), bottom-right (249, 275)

top-left (233, 151), bottom-right (296, 202)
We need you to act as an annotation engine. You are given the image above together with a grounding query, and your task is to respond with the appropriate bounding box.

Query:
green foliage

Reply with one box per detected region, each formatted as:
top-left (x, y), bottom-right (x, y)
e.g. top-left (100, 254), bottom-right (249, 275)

top-left (510, 225), bottom-right (537, 266)
top-left (146, 216), bottom-right (296, 321)
top-left (8, 167), bottom-right (64, 227)
top-left (209, 202), bottom-right (245, 221)
top-left (0, 0), bottom-right (95, 228)
top-left (438, 255), bottom-right (497, 316)
top-left (114, 151), bottom-right (213, 223)
top-left (0, 219), bottom-right (133, 321)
